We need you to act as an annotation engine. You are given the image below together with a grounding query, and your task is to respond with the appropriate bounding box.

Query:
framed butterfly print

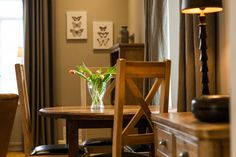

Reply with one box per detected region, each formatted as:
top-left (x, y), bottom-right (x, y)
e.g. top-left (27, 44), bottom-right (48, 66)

top-left (66, 11), bottom-right (87, 39)
top-left (93, 21), bottom-right (113, 49)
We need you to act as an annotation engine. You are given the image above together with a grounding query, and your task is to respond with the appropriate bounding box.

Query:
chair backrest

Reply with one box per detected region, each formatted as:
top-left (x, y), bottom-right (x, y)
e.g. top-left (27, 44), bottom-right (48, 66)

top-left (0, 94), bottom-right (18, 157)
top-left (80, 67), bottom-right (115, 106)
top-left (15, 64), bottom-right (33, 157)
top-left (112, 58), bottom-right (171, 157)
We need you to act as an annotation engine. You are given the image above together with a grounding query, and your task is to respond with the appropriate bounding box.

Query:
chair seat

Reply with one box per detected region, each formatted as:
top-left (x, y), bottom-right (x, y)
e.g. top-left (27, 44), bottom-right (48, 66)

top-left (31, 144), bottom-right (87, 155)
top-left (83, 137), bottom-right (112, 146)
top-left (91, 152), bottom-right (147, 157)
top-left (126, 144), bottom-right (151, 152)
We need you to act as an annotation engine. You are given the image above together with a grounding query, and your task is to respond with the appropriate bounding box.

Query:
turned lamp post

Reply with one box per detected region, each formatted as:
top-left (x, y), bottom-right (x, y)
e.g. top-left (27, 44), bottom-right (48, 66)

top-left (181, 0), bottom-right (223, 95)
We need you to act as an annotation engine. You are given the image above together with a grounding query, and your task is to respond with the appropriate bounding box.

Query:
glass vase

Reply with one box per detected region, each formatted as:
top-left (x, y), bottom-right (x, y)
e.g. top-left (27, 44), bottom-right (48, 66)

top-left (87, 81), bottom-right (106, 111)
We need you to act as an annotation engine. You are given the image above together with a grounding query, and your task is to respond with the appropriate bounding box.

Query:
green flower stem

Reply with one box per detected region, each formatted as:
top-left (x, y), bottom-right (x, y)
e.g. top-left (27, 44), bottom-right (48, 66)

top-left (88, 81), bottom-right (106, 109)
top-left (71, 63), bottom-right (116, 110)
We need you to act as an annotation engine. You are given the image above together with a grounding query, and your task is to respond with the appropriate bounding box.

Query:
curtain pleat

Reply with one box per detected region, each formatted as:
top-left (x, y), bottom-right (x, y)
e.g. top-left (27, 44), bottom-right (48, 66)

top-left (144, 0), bottom-right (168, 62)
top-left (23, 0), bottom-right (55, 146)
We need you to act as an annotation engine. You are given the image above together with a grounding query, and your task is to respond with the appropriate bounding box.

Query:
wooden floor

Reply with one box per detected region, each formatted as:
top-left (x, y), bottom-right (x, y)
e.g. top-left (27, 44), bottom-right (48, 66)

top-left (7, 152), bottom-right (25, 157)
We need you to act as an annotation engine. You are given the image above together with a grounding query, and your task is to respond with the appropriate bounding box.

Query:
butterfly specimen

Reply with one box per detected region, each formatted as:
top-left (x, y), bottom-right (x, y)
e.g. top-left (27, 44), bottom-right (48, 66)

top-left (99, 26), bottom-right (107, 32)
top-left (97, 32), bottom-right (109, 38)
top-left (72, 21), bottom-right (82, 28)
top-left (97, 38), bottom-right (110, 47)
top-left (72, 16), bottom-right (82, 21)
top-left (70, 28), bottom-right (84, 37)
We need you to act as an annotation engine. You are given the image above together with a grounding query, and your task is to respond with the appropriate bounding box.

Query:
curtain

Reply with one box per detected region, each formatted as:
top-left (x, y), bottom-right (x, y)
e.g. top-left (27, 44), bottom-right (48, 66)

top-left (144, 0), bottom-right (168, 61)
top-left (177, 13), bottom-right (217, 111)
top-left (144, 0), bottom-right (168, 105)
top-left (23, 0), bottom-right (55, 145)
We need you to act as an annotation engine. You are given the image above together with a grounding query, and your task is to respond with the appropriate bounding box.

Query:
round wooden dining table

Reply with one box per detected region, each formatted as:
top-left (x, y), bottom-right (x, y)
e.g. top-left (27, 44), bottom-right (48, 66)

top-left (39, 105), bottom-right (159, 157)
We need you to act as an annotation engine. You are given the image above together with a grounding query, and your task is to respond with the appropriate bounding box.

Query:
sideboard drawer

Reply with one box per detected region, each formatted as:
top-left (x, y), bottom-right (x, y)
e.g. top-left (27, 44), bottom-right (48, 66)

top-left (151, 113), bottom-right (229, 157)
top-left (156, 128), bottom-right (175, 157)
top-left (176, 137), bottom-right (198, 157)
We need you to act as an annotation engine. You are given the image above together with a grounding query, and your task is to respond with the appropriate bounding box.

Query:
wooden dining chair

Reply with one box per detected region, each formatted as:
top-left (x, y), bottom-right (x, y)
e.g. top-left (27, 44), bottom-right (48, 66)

top-left (92, 58), bottom-right (171, 157)
top-left (15, 64), bottom-right (87, 157)
top-left (0, 94), bottom-right (18, 157)
top-left (80, 67), bottom-right (115, 155)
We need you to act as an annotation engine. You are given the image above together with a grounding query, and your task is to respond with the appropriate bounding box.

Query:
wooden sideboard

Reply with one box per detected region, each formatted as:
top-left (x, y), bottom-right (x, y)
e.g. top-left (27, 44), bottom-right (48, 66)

top-left (151, 112), bottom-right (229, 157)
top-left (109, 43), bottom-right (145, 105)
top-left (109, 43), bottom-right (144, 66)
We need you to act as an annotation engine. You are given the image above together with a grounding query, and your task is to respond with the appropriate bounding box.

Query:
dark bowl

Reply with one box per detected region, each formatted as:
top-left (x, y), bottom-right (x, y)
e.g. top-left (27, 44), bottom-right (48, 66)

top-left (191, 95), bottom-right (230, 123)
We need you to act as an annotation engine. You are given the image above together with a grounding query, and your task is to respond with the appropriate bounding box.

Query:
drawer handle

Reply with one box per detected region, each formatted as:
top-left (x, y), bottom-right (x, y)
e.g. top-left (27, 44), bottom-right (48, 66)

top-left (179, 152), bottom-right (189, 157)
top-left (159, 140), bottom-right (167, 146)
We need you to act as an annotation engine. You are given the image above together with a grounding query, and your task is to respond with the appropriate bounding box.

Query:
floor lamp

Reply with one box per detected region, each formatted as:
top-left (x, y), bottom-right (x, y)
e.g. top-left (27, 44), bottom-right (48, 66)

top-left (181, 0), bottom-right (223, 95)
top-left (180, 0), bottom-right (230, 123)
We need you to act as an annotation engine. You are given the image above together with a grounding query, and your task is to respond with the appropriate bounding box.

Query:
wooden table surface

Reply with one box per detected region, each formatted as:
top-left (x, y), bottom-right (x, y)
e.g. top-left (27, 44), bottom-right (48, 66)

top-left (39, 105), bottom-right (159, 119)
top-left (39, 105), bottom-right (160, 157)
top-left (39, 105), bottom-right (160, 120)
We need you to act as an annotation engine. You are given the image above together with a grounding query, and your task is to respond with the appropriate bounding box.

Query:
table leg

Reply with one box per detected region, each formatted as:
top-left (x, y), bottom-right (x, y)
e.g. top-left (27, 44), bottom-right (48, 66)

top-left (67, 119), bottom-right (79, 157)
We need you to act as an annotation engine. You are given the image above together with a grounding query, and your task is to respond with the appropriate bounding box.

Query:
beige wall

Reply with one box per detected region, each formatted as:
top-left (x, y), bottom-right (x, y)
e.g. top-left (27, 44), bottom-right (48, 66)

top-left (223, 0), bottom-right (236, 155)
top-left (128, 0), bottom-right (145, 43)
top-left (53, 0), bottom-right (128, 141)
top-left (218, 2), bottom-right (230, 94)
top-left (219, 0), bottom-right (236, 156)
top-left (228, 0), bottom-right (236, 156)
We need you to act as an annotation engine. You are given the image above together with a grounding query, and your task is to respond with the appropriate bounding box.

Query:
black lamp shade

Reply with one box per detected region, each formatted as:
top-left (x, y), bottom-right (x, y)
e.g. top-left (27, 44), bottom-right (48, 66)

top-left (181, 0), bottom-right (223, 14)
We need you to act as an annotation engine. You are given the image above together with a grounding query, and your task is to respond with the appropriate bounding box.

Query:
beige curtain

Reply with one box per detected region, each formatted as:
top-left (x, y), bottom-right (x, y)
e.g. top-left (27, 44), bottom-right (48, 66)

top-left (177, 13), bottom-right (217, 111)
top-left (23, 0), bottom-right (55, 145)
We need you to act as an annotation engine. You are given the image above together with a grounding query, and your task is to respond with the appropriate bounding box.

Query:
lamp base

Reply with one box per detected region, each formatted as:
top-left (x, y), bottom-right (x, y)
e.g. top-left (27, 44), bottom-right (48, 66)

top-left (191, 95), bottom-right (229, 123)
top-left (198, 15), bottom-right (210, 95)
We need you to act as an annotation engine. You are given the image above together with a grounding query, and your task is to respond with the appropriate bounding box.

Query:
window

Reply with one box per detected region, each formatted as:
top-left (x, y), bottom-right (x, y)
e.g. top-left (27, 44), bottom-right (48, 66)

top-left (0, 0), bottom-right (23, 93)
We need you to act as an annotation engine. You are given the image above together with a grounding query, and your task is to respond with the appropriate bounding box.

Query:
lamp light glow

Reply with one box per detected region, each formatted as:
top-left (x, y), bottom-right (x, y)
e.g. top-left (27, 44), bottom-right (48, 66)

top-left (17, 47), bottom-right (24, 58)
top-left (182, 7), bottom-right (223, 14)
top-left (181, 0), bottom-right (223, 14)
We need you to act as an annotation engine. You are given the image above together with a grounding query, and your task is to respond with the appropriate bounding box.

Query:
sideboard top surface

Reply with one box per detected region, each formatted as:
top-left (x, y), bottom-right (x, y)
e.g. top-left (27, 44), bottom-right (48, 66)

top-left (109, 43), bottom-right (144, 52)
top-left (151, 112), bottom-right (229, 139)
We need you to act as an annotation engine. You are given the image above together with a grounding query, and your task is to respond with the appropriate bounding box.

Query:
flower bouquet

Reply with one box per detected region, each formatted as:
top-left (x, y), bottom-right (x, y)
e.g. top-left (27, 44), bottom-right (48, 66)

top-left (69, 63), bottom-right (116, 110)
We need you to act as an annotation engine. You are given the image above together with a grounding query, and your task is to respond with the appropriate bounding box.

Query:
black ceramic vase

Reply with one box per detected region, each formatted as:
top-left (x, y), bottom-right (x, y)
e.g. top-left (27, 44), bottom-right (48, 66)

top-left (191, 95), bottom-right (229, 123)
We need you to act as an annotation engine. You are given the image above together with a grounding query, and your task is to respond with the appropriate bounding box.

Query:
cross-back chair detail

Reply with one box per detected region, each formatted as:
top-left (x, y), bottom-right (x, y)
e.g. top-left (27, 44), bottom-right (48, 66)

top-left (112, 59), bottom-right (171, 157)
top-left (15, 64), bottom-right (33, 156)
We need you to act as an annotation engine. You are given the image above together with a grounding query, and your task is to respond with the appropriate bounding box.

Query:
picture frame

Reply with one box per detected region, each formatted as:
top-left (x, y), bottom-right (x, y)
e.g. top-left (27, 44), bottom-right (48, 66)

top-left (66, 11), bottom-right (87, 39)
top-left (93, 21), bottom-right (113, 49)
